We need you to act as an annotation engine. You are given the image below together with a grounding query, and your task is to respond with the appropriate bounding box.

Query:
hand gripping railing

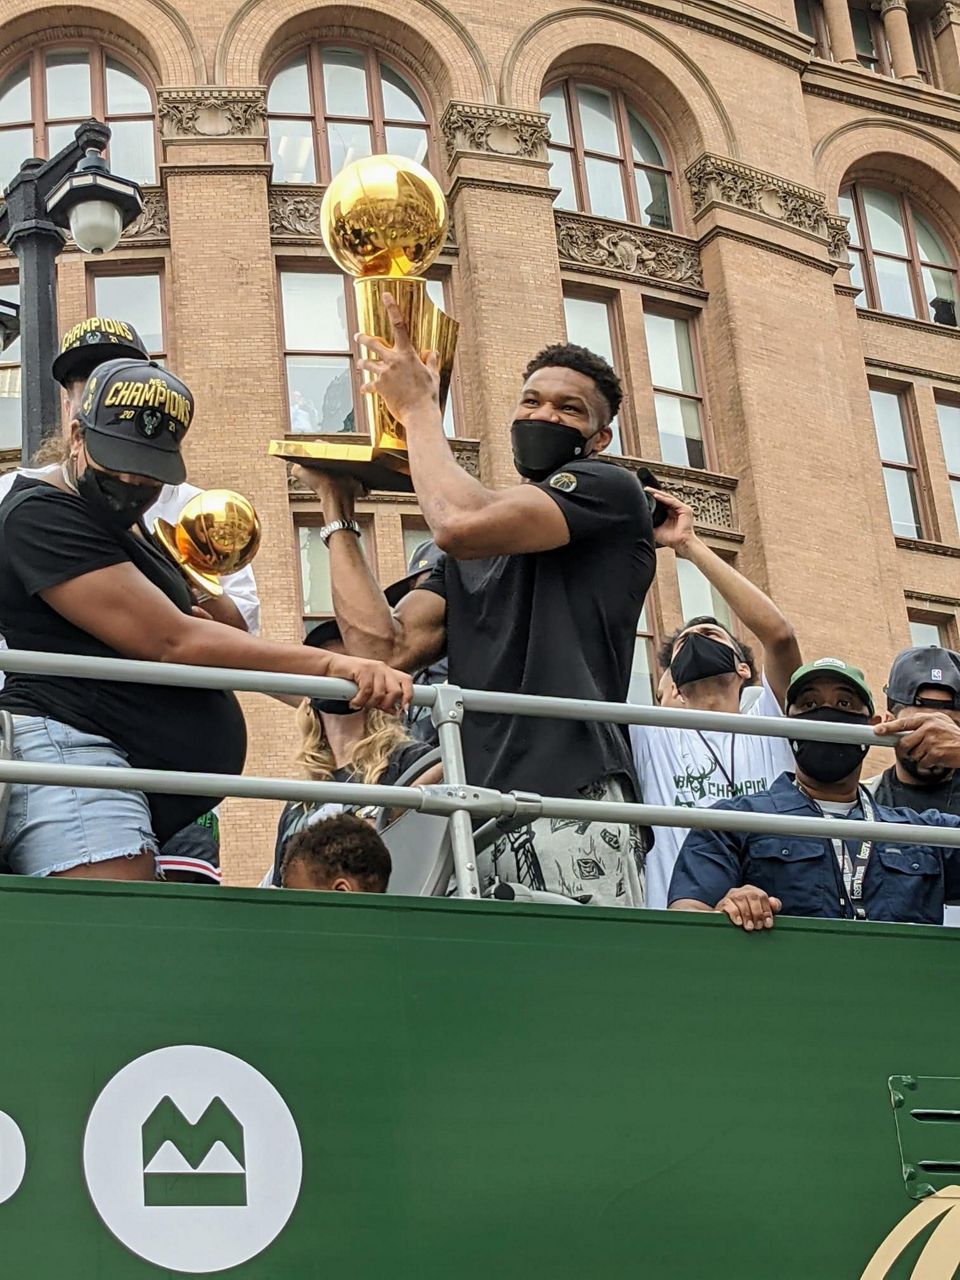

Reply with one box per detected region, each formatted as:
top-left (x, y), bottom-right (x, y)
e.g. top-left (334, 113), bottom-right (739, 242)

top-left (0, 649), bottom-right (957, 902)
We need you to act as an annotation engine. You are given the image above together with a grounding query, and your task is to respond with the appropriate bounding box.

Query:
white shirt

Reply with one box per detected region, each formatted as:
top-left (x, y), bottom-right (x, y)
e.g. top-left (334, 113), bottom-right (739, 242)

top-left (0, 467), bottom-right (261, 638)
top-left (630, 675), bottom-right (796, 910)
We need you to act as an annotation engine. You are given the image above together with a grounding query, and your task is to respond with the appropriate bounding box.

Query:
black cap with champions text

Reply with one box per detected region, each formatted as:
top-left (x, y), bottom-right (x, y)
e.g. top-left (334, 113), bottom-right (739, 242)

top-left (52, 316), bottom-right (149, 387)
top-left (886, 645), bottom-right (960, 711)
top-left (78, 358), bottom-right (194, 485)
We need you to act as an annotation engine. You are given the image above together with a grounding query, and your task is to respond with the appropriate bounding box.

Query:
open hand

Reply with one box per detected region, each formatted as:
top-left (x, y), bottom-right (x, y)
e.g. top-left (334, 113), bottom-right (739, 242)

top-left (291, 465), bottom-right (363, 520)
top-left (715, 884), bottom-right (781, 930)
top-left (356, 292), bottom-right (441, 425)
top-left (646, 487), bottom-right (696, 555)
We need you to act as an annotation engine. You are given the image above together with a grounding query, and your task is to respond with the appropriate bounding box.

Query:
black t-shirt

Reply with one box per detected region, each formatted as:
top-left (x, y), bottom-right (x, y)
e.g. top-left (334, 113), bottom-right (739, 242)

top-left (0, 477), bottom-right (247, 842)
top-left (874, 766), bottom-right (960, 817)
top-left (419, 458), bottom-right (655, 797)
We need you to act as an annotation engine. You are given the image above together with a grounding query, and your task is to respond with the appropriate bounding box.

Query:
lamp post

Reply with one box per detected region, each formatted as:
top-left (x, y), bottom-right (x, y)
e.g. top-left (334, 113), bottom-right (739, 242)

top-left (0, 118), bottom-right (144, 463)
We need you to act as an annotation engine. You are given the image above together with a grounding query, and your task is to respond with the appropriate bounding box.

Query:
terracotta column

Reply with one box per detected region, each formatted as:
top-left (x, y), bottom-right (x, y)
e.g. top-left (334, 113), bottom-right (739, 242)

top-left (821, 0), bottom-right (862, 66)
top-left (879, 0), bottom-right (922, 82)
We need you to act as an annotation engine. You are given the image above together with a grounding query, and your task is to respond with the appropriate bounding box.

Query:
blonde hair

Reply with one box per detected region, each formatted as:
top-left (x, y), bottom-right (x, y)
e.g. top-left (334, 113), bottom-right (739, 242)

top-left (30, 433), bottom-right (69, 466)
top-left (295, 699), bottom-right (412, 785)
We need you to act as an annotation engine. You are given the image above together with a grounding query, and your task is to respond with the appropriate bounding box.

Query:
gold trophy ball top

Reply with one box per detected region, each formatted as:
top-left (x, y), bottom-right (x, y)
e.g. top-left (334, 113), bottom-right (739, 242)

top-left (153, 489), bottom-right (262, 596)
top-left (320, 154), bottom-right (447, 279)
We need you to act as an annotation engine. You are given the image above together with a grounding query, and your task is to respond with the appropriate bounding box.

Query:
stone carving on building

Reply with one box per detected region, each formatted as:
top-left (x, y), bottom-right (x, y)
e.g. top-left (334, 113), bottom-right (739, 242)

top-left (158, 88), bottom-right (266, 139)
top-left (687, 154), bottom-right (828, 237)
top-left (933, 0), bottom-right (960, 34)
top-left (122, 188), bottom-right (169, 242)
top-left (611, 458), bottom-right (736, 531)
top-left (826, 213), bottom-right (851, 261)
top-left (269, 188), bottom-right (324, 238)
top-left (441, 102), bottom-right (550, 162)
top-left (555, 211), bottom-right (704, 288)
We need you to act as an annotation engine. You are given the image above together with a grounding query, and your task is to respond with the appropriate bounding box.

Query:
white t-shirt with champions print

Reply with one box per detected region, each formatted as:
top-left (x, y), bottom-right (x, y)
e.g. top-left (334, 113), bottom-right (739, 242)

top-left (630, 676), bottom-right (796, 910)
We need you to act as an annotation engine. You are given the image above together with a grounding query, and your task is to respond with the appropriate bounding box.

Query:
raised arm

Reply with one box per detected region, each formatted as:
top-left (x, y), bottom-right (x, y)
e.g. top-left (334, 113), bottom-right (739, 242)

top-left (650, 488), bottom-right (801, 705)
top-left (41, 562), bottom-right (412, 712)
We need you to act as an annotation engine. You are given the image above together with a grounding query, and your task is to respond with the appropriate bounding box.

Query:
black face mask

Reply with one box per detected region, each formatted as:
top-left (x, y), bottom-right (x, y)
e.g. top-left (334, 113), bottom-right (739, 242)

top-left (510, 419), bottom-right (596, 481)
top-left (310, 697), bottom-right (356, 717)
top-left (75, 462), bottom-right (161, 532)
top-left (790, 707), bottom-right (871, 784)
top-left (670, 633), bottom-right (740, 688)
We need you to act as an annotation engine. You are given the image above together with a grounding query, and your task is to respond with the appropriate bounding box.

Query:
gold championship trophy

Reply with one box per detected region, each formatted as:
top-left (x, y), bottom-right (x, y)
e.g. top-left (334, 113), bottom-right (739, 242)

top-left (268, 154), bottom-right (459, 492)
top-left (153, 489), bottom-right (262, 597)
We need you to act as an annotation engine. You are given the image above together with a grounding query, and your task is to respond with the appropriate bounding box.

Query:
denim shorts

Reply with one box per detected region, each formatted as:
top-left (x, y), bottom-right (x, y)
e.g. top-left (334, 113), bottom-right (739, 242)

top-left (0, 716), bottom-right (158, 878)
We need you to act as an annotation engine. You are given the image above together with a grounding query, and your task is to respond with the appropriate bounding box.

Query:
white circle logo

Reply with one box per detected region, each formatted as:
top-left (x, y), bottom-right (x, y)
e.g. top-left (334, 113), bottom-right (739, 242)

top-left (0, 1111), bottom-right (26, 1204)
top-left (83, 1046), bottom-right (302, 1274)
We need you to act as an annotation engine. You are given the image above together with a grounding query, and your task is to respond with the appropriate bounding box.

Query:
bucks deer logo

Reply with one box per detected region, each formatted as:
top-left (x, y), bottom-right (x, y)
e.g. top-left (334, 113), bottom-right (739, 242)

top-left (861, 1189), bottom-right (960, 1279)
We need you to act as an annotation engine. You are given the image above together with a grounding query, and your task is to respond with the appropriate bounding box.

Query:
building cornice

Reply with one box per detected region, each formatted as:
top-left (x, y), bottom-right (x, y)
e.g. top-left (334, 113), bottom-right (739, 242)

top-left (864, 356), bottom-right (960, 384)
top-left (905, 588), bottom-right (960, 607)
top-left (555, 210), bottom-right (705, 293)
top-left (441, 102), bottom-right (550, 164)
top-left (896, 536), bottom-right (960, 559)
top-left (698, 223), bottom-right (837, 274)
top-left (802, 61), bottom-right (960, 133)
top-left (687, 153), bottom-right (828, 237)
top-left (857, 308), bottom-right (960, 340)
top-left (157, 86), bottom-right (266, 139)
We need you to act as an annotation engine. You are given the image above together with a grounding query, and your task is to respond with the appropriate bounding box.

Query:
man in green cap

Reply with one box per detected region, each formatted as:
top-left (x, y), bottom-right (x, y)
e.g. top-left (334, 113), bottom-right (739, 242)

top-left (667, 658), bottom-right (960, 928)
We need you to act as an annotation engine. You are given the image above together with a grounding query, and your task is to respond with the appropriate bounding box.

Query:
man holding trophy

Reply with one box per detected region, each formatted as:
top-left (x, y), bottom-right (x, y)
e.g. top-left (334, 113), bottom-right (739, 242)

top-left (279, 156), bottom-right (657, 907)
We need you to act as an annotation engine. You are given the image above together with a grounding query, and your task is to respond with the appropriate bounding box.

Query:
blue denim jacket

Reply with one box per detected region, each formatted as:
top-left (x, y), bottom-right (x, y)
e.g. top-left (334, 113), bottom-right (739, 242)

top-left (668, 773), bottom-right (960, 924)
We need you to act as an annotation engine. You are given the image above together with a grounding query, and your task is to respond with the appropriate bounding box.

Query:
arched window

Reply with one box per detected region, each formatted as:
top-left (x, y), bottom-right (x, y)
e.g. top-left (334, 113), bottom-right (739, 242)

top-left (839, 184), bottom-right (957, 326)
top-left (0, 45), bottom-right (156, 189)
top-left (267, 45), bottom-right (431, 185)
top-left (540, 81), bottom-right (673, 230)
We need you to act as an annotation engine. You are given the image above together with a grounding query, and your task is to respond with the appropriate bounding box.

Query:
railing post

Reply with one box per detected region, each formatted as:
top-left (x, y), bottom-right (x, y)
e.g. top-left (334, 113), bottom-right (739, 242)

top-left (431, 683), bottom-right (481, 899)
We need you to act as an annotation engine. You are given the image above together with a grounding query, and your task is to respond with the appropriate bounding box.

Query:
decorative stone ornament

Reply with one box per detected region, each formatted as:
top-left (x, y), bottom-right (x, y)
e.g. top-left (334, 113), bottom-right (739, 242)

top-left (441, 102), bottom-right (550, 162)
top-left (158, 88), bottom-right (267, 139)
top-left (555, 211), bottom-right (704, 289)
top-left (687, 153), bottom-right (828, 237)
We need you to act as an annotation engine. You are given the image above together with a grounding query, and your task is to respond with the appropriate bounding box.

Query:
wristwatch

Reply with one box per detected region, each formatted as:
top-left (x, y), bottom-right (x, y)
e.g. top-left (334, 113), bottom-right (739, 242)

top-left (318, 519), bottom-right (361, 546)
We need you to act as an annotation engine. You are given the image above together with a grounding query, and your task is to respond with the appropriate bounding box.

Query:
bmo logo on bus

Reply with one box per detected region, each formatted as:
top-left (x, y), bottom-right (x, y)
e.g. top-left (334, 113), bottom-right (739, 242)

top-left (2, 1045), bottom-right (303, 1274)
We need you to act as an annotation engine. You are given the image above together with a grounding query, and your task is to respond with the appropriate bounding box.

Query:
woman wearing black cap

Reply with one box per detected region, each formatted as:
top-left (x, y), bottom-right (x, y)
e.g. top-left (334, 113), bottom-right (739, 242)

top-left (0, 357), bottom-right (410, 882)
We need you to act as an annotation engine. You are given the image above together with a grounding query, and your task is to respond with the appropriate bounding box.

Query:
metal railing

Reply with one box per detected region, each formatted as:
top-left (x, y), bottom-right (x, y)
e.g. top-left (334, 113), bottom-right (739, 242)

top-left (0, 648), bottom-right (957, 901)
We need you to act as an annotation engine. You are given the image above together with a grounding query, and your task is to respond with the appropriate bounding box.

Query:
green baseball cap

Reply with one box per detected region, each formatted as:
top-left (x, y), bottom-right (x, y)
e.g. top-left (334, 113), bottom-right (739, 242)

top-left (785, 658), bottom-right (875, 714)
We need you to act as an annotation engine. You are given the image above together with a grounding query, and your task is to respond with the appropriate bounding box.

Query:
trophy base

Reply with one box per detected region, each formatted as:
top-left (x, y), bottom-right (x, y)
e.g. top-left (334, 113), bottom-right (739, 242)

top-left (269, 439), bottom-right (414, 494)
top-left (152, 520), bottom-right (224, 597)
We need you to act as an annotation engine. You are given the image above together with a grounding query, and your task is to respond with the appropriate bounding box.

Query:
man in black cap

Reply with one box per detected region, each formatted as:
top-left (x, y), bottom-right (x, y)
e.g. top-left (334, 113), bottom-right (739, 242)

top-left (868, 646), bottom-right (960, 814)
top-left (389, 539), bottom-right (447, 747)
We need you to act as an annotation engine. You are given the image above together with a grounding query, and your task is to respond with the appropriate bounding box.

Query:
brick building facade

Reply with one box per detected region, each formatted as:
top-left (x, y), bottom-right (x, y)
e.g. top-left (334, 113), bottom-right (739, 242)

top-left (0, 0), bottom-right (956, 882)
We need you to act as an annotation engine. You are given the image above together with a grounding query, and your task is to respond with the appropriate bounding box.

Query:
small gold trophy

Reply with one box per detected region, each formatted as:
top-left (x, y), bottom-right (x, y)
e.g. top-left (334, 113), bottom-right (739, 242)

top-left (153, 489), bottom-right (262, 598)
top-left (269, 154), bottom-right (459, 493)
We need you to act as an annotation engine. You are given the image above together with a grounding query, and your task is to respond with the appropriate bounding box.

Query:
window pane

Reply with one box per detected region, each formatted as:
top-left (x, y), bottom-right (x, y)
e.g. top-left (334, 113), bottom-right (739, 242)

top-left (952, 479), bottom-right (960, 536)
top-left (849, 248), bottom-right (866, 303)
top-left (379, 63), bottom-right (425, 121)
top-left (47, 123), bottom-right (79, 158)
top-left (654, 393), bottom-right (705, 469)
top-left (563, 294), bottom-right (622, 453)
top-left (286, 356), bottom-right (354, 433)
top-left (299, 526), bottom-right (333, 614)
top-left (0, 127), bottom-right (32, 187)
top-left (268, 56), bottom-right (311, 114)
top-left (838, 191), bottom-right (860, 247)
top-left (93, 274), bottom-right (163, 353)
top-left (874, 255), bottom-right (915, 317)
top-left (322, 49), bottom-right (369, 117)
top-left (0, 282), bottom-right (21, 365)
top-left (385, 125), bottom-right (428, 166)
top-left (269, 118), bottom-right (317, 184)
top-left (584, 156), bottom-right (626, 220)
top-left (850, 7), bottom-right (877, 61)
top-left (280, 272), bottom-right (349, 351)
top-left (628, 111), bottom-right (664, 167)
top-left (45, 51), bottom-right (91, 120)
top-left (644, 312), bottom-right (697, 392)
top-left (883, 466), bottom-right (922, 539)
top-left (548, 148), bottom-right (577, 211)
top-left (677, 558), bottom-right (732, 628)
top-left (0, 64), bottom-right (30, 124)
top-left (107, 119), bottom-right (155, 185)
top-left (403, 523), bottom-right (430, 566)
top-left (921, 266), bottom-right (957, 326)
top-left (105, 57), bottom-right (151, 115)
top-left (870, 389), bottom-right (910, 463)
top-left (326, 120), bottom-right (372, 178)
top-left (634, 167), bottom-right (671, 230)
top-left (540, 85), bottom-right (570, 146)
top-left (628, 635), bottom-right (655, 704)
top-left (575, 85), bottom-right (620, 155)
top-left (0, 281), bottom-right (20, 451)
top-left (425, 279), bottom-right (455, 437)
top-left (910, 619), bottom-right (944, 648)
top-left (915, 211), bottom-right (951, 266)
top-left (936, 400), bottom-right (960, 474)
top-left (795, 0), bottom-right (815, 38)
top-left (862, 187), bottom-right (908, 255)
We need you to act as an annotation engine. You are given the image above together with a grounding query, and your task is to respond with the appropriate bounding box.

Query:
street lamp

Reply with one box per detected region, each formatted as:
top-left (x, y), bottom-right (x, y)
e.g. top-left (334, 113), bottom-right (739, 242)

top-left (0, 119), bottom-right (144, 462)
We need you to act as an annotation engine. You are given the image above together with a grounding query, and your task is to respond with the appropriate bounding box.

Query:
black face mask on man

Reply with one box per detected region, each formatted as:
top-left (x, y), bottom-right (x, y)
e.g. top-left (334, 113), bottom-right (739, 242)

top-left (510, 419), bottom-right (598, 481)
top-left (790, 707), bottom-right (871, 784)
top-left (310, 697), bottom-right (356, 718)
top-left (670, 632), bottom-right (740, 688)
top-left (69, 453), bottom-right (161, 532)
